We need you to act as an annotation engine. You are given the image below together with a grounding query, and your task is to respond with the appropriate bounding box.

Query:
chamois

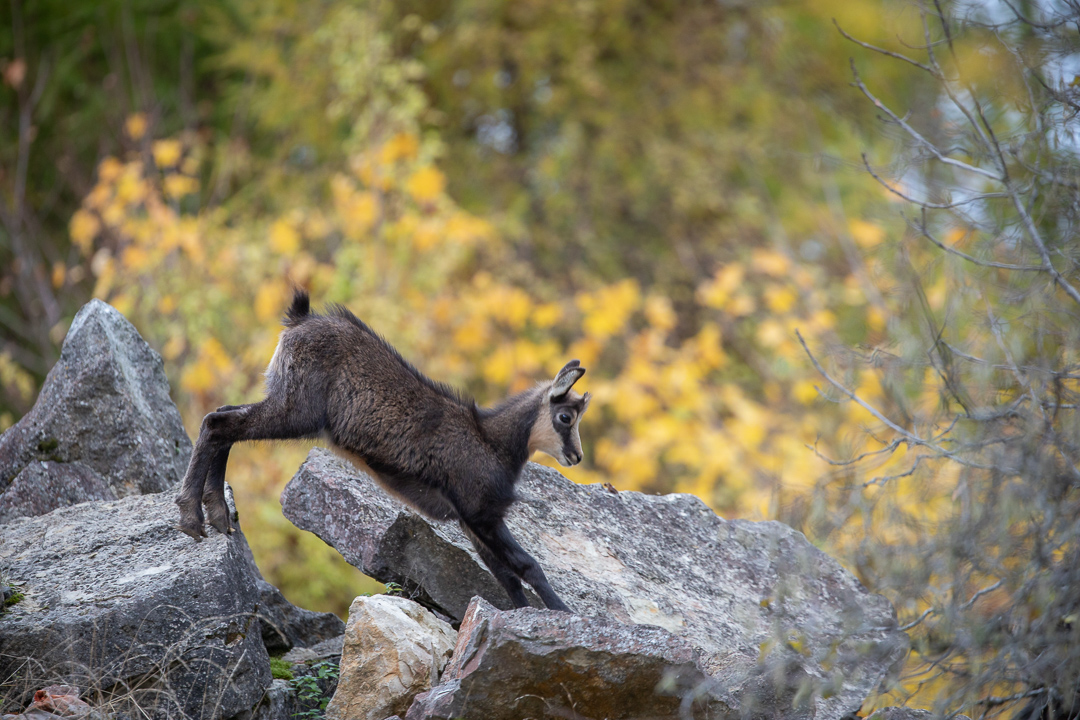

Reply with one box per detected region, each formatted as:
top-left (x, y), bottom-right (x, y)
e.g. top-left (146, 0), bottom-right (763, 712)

top-left (175, 290), bottom-right (589, 612)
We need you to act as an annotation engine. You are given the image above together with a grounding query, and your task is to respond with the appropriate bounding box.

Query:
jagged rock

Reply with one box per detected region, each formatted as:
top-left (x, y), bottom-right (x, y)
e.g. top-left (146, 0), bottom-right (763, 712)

top-left (0, 491), bottom-right (270, 720)
top-left (256, 579), bottom-right (345, 653)
top-left (406, 596), bottom-right (721, 720)
top-left (0, 300), bottom-right (191, 522)
top-left (326, 596), bottom-right (457, 720)
top-left (283, 448), bottom-right (909, 720)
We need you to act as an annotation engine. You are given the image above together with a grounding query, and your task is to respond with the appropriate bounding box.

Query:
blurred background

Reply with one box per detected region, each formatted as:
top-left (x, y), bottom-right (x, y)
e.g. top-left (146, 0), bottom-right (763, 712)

top-left (3, 0), bottom-right (1079, 717)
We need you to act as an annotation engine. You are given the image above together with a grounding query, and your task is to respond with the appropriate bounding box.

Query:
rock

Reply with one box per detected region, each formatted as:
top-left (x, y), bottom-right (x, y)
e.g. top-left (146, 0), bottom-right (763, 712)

top-left (281, 635), bottom-right (345, 664)
top-left (250, 680), bottom-right (297, 720)
top-left (0, 461), bottom-right (116, 524)
top-left (256, 578), bottom-right (345, 653)
top-left (0, 491), bottom-right (270, 720)
top-left (326, 595), bottom-right (457, 720)
top-left (283, 448), bottom-right (909, 720)
top-left (0, 300), bottom-right (191, 521)
top-left (406, 596), bottom-right (721, 720)
top-left (280, 450), bottom-right (507, 621)
top-left (3, 686), bottom-right (96, 720)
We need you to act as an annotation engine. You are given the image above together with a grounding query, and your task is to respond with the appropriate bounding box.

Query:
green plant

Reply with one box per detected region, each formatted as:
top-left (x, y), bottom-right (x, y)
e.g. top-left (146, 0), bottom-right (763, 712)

top-left (0, 577), bottom-right (24, 613)
top-left (269, 657), bottom-right (293, 681)
top-left (290, 661), bottom-right (339, 720)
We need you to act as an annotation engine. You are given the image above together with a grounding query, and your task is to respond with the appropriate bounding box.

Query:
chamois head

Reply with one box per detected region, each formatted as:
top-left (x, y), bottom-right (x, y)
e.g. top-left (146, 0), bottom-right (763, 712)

top-left (529, 360), bottom-right (591, 467)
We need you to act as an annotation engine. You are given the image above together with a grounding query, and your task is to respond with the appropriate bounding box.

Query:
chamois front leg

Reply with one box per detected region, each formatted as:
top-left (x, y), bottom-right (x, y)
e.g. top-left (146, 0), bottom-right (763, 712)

top-left (460, 521), bottom-right (531, 608)
top-left (462, 515), bottom-right (571, 612)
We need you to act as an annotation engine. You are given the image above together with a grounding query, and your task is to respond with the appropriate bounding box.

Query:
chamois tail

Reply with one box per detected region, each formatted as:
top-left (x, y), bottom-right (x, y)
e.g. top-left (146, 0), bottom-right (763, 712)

top-left (283, 289), bottom-right (311, 327)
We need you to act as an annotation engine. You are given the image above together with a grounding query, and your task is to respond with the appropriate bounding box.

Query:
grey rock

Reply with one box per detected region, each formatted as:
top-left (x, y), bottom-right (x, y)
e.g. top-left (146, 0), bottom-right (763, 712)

top-left (0, 490), bottom-right (270, 720)
top-left (0, 461), bottom-right (116, 524)
top-left (0, 300), bottom-right (191, 521)
top-left (280, 450), bottom-right (507, 621)
top-left (281, 635), bottom-right (345, 665)
top-left (283, 448), bottom-right (909, 720)
top-left (406, 596), bottom-right (722, 720)
top-left (250, 680), bottom-right (297, 720)
top-left (256, 579), bottom-right (345, 653)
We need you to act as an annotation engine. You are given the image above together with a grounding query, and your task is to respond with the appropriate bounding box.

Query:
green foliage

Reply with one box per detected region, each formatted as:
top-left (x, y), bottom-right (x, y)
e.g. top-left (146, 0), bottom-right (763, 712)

top-left (1, 590), bottom-right (24, 612)
top-left (290, 661), bottom-right (338, 720)
top-left (269, 656), bottom-right (294, 681)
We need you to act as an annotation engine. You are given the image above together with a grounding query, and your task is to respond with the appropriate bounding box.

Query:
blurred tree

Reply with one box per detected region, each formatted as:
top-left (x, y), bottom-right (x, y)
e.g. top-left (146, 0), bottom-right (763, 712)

top-left (796, 1), bottom-right (1080, 716)
top-left (0, 0), bottom-right (224, 427)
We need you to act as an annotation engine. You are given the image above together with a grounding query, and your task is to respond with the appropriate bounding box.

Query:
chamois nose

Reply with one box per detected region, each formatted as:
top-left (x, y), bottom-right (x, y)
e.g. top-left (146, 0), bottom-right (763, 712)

top-left (568, 451), bottom-right (582, 465)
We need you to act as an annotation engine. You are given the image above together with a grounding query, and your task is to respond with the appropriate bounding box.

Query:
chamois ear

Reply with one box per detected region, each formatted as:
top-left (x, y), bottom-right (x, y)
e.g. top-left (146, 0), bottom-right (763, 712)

top-left (550, 360), bottom-right (585, 400)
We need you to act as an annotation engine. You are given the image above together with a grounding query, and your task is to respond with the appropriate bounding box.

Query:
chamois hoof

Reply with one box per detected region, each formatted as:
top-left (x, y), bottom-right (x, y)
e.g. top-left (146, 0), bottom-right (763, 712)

top-left (203, 494), bottom-right (233, 536)
top-left (176, 496), bottom-right (207, 540)
top-left (176, 521), bottom-right (207, 541)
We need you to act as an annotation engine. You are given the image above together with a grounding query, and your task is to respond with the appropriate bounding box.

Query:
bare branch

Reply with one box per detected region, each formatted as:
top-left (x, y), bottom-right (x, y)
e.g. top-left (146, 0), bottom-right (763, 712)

top-left (914, 211), bottom-right (1045, 271)
top-left (834, 20), bottom-right (935, 74)
top-left (850, 61), bottom-right (1003, 182)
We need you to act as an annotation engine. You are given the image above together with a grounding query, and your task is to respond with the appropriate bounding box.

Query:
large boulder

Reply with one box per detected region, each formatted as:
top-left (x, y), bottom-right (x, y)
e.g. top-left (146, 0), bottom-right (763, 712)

top-left (0, 491), bottom-right (270, 720)
top-left (0, 300), bottom-right (191, 522)
top-left (283, 448), bottom-right (909, 720)
top-left (405, 596), bottom-right (721, 720)
top-left (326, 595), bottom-right (457, 720)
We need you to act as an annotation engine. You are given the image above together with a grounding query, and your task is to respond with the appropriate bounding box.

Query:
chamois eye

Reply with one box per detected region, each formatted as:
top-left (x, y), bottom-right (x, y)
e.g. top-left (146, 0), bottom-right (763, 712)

top-left (558, 412), bottom-right (572, 425)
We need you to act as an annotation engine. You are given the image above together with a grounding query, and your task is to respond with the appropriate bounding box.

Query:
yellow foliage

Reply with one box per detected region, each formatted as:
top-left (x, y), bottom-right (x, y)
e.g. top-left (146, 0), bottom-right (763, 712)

top-left (533, 302), bottom-right (562, 329)
top-left (793, 379), bottom-right (820, 405)
top-left (697, 263), bottom-right (744, 309)
top-left (577, 279), bottom-right (641, 340)
top-left (644, 295), bottom-right (676, 331)
top-left (764, 285), bottom-right (798, 314)
top-left (121, 245), bottom-right (151, 271)
top-left (849, 219), bottom-right (885, 248)
top-left (751, 248), bottom-right (791, 277)
top-left (381, 132), bottom-right (420, 164)
top-left (256, 282), bottom-right (285, 323)
top-left (756, 319), bottom-right (787, 348)
top-left (728, 293), bottom-right (756, 316)
top-left (69, 209), bottom-right (100, 253)
top-left (406, 166), bottom-right (446, 204)
top-left (269, 219), bottom-right (301, 255)
top-left (153, 139), bottom-right (183, 168)
top-left (125, 113), bottom-right (148, 141)
top-left (164, 174), bottom-right (199, 199)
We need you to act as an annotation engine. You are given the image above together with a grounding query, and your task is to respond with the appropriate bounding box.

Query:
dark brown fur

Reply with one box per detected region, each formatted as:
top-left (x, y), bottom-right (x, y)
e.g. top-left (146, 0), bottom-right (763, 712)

top-left (175, 290), bottom-right (590, 611)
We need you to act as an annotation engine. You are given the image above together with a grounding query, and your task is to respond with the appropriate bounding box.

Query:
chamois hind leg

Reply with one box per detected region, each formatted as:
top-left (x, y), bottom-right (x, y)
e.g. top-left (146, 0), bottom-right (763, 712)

top-left (201, 405), bottom-right (248, 535)
top-left (462, 516), bottom-right (571, 612)
top-left (177, 400), bottom-right (323, 540)
top-left (459, 521), bottom-right (531, 608)
top-left (177, 433), bottom-right (215, 539)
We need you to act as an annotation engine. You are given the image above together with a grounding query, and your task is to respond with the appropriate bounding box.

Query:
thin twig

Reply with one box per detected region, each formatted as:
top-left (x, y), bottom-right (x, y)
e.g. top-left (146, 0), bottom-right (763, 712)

top-left (850, 60), bottom-right (1002, 181)
top-left (834, 20), bottom-right (935, 74)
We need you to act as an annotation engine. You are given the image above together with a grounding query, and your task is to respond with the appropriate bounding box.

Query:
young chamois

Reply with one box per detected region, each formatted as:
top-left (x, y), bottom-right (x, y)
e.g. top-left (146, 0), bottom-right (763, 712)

top-left (175, 290), bottom-right (589, 612)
